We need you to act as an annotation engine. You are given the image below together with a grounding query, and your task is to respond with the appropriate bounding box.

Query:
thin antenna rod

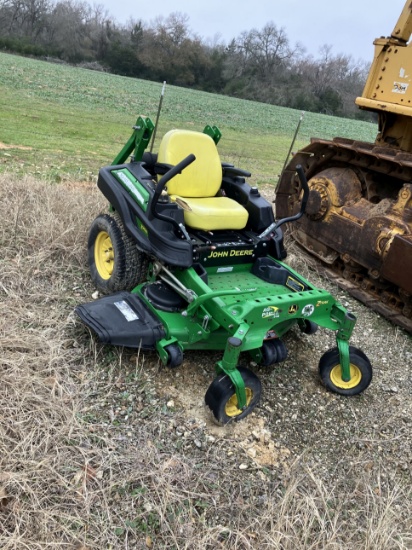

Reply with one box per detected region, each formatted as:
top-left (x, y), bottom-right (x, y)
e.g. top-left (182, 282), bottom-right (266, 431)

top-left (276, 111), bottom-right (305, 192)
top-left (150, 81), bottom-right (166, 153)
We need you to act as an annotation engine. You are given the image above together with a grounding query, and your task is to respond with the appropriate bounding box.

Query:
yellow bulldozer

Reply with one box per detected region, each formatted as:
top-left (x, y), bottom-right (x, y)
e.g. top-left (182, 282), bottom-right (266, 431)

top-left (276, 0), bottom-right (412, 333)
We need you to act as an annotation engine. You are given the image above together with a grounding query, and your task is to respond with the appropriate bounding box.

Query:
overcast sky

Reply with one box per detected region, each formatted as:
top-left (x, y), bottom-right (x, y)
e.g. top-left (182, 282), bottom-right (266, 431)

top-left (100, 0), bottom-right (407, 62)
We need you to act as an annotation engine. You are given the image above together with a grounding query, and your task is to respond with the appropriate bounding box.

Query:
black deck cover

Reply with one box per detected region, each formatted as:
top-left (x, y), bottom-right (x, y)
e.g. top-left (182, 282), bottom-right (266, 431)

top-left (75, 291), bottom-right (165, 349)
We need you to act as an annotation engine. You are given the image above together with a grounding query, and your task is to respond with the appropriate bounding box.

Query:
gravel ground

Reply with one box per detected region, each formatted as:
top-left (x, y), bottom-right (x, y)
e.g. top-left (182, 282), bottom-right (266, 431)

top-left (71, 227), bottom-right (412, 548)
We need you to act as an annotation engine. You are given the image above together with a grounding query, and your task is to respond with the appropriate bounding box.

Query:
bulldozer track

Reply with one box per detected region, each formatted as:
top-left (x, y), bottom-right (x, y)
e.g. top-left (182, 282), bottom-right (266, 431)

top-left (277, 138), bottom-right (412, 334)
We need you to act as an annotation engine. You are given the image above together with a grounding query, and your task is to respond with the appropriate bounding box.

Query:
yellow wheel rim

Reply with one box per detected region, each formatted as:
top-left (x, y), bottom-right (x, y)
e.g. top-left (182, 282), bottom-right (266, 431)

top-left (225, 388), bottom-right (253, 417)
top-left (330, 363), bottom-right (362, 389)
top-left (94, 231), bottom-right (114, 280)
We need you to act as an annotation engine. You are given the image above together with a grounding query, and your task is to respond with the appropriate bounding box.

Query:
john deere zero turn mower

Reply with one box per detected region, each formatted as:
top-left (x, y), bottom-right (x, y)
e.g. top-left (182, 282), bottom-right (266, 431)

top-left (76, 116), bottom-right (373, 424)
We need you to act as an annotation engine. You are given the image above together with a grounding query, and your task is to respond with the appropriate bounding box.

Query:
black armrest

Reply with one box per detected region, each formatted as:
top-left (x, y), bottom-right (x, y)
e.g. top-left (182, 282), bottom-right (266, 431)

top-left (153, 162), bottom-right (174, 176)
top-left (222, 163), bottom-right (251, 178)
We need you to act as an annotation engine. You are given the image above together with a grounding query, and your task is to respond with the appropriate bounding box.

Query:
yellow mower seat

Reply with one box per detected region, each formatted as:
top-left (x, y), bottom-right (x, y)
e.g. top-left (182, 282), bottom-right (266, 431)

top-left (157, 129), bottom-right (249, 231)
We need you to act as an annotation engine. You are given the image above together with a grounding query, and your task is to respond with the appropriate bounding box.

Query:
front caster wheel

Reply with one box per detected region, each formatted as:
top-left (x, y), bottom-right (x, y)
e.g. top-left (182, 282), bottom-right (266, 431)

top-left (319, 346), bottom-right (372, 396)
top-left (205, 367), bottom-right (262, 425)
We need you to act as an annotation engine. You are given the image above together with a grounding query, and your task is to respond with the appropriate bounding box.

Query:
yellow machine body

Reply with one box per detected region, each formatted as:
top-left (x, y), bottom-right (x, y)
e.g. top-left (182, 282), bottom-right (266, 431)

top-left (276, 1), bottom-right (412, 332)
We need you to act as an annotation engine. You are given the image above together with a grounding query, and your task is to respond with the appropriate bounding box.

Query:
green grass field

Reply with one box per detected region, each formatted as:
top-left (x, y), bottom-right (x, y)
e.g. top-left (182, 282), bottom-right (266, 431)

top-left (0, 52), bottom-right (377, 185)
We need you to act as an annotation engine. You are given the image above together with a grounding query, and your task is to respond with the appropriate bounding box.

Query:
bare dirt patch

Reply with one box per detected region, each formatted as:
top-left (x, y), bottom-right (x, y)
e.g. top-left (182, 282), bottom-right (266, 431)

top-left (1, 174), bottom-right (411, 549)
top-left (0, 142), bottom-right (32, 150)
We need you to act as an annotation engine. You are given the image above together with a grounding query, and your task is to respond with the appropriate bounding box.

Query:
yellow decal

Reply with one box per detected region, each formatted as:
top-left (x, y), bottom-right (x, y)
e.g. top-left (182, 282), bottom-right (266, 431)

top-left (262, 306), bottom-right (280, 319)
top-left (208, 249), bottom-right (253, 259)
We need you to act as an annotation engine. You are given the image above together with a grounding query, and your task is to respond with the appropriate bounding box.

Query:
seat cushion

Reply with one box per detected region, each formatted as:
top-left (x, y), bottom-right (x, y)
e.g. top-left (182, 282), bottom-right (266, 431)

top-left (158, 129), bottom-right (222, 197)
top-left (170, 195), bottom-right (249, 231)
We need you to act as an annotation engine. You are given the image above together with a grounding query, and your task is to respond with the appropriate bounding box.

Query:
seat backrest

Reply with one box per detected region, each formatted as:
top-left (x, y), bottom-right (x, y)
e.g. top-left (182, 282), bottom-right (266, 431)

top-left (157, 129), bottom-right (222, 198)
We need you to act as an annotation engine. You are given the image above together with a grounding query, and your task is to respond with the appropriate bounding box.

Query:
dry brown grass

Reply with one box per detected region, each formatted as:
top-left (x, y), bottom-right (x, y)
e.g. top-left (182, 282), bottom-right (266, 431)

top-left (1, 174), bottom-right (411, 549)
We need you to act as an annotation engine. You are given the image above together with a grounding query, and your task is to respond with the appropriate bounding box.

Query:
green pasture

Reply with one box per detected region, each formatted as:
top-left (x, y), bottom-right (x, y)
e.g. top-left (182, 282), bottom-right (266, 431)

top-left (0, 52), bottom-right (377, 185)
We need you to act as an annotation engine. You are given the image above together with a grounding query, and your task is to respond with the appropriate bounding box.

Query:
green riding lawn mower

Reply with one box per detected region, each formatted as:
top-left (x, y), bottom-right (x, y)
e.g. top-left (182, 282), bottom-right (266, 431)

top-left (75, 116), bottom-right (373, 425)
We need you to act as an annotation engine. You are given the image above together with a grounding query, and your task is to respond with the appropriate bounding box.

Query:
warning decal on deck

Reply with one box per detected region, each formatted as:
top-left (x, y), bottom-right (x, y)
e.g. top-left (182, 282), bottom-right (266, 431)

top-left (114, 300), bottom-right (139, 322)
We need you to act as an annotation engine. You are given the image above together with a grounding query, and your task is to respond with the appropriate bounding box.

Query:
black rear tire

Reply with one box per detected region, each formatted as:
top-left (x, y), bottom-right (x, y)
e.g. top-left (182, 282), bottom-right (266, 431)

top-left (88, 212), bottom-right (149, 294)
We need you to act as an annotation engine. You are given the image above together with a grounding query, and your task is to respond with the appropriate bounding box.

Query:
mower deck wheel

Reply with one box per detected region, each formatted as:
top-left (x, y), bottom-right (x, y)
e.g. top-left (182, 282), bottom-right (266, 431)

top-left (319, 346), bottom-right (372, 396)
top-left (165, 344), bottom-right (183, 368)
top-left (88, 213), bottom-right (148, 294)
top-left (260, 339), bottom-right (288, 366)
top-left (300, 319), bottom-right (318, 334)
top-left (205, 367), bottom-right (262, 425)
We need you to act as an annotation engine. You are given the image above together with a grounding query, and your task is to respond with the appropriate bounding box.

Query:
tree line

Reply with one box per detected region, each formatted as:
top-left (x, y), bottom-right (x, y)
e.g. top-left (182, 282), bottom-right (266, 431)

top-left (0, 0), bottom-right (372, 119)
